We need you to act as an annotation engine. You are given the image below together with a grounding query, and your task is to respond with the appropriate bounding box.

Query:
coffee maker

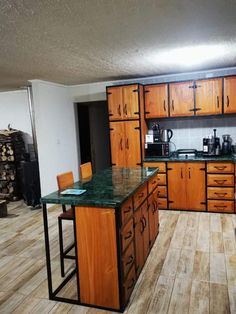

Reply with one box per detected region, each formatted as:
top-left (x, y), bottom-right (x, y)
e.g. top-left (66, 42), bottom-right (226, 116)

top-left (203, 129), bottom-right (221, 156)
top-left (221, 134), bottom-right (232, 155)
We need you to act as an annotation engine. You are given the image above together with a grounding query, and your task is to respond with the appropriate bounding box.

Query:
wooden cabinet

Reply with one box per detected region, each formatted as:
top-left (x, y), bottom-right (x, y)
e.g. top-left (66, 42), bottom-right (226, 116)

top-left (109, 120), bottom-right (141, 167)
top-left (224, 76), bottom-right (236, 114)
top-left (107, 85), bottom-right (140, 121)
top-left (167, 162), bottom-right (206, 211)
top-left (148, 188), bottom-right (159, 248)
top-left (134, 200), bottom-right (149, 277)
top-left (195, 78), bottom-right (222, 115)
top-left (144, 84), bottom-right (168, 118)
top-left (143, 162), bottom-right (167, 209)
top-left (207, 162), bottom-right (235, 213)
top-left (169, 81), bottom-right (194, 117)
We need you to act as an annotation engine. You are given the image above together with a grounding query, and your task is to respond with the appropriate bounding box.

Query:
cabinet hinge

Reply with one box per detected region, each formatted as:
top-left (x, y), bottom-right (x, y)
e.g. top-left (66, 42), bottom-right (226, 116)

top-left (189, 84), bottom-right (201, 89)
top-left (189, 108), bottom-right (201, 112)
top-left (167, 168), bottom-right (173, 170)
top-left (144, 90), bottom-right (150, 93)
top-left (200, 202), bottom-right (206, 205)
top-left (168, 200), bottom-right (174, 204)
top-left (145, 111), bottom-right (150, 114)
top-left (133, 89), bottom-right (139, 93)
top-left (136, 163), bottom-right (142, 166)
top-left (133, 112), bottom-right (139, 115)
top-left (200, 168), bottom-right (206, 171)
top-left (134, 127), bottom-right (140, 130)
top-left (107, 92), bottom-right (112, 95)
top-left (109, 128), bottom-right (114, 131)
top-left (111, 163), bottom-right (116, 166)
top-left (109, 113), bottom-right (113, 116)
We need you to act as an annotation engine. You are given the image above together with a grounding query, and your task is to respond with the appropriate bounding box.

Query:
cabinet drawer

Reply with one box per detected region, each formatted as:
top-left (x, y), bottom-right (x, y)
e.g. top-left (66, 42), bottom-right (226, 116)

top-left (133, 183), bottom-right (147, 209)
top-left (207, 174), bottom-right (234, 187)
top-left (121, 219), bottom-right (134, 252)
top-left (208, 200), bottom-right (235, 213)
top-left (157, 173), bottom-right (166, 185)
top-left (157, 198), bottom-right (167, 209)
top-left (121, 198), bottom-right (133, 226)
top-left (148, 174), bottom-right (158, 194)
top-left (122, 241), bottom-right (135, 279)
top-left (207, 162), bottom-right (234, 173)
top-left (123, 264), bottom-right (136, 304)
top-left (143, 162), bottom-right (166, 172)
top-left (157, 186), bottom-right (167, 198)
top-left (207, 187), bottom-right (234, 200)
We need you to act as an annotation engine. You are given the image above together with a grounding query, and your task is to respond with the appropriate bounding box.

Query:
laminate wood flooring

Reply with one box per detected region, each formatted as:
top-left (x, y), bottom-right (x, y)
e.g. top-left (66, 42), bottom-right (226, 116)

top-left (0, 202), bottom-right (236, 313)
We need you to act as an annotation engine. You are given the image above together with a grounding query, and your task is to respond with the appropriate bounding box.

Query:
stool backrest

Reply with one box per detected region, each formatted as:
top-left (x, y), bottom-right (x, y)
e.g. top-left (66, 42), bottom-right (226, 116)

top-left (57, 171), bottom-right (74, 190)
top-left (80, 162), bottom-right (92, 180)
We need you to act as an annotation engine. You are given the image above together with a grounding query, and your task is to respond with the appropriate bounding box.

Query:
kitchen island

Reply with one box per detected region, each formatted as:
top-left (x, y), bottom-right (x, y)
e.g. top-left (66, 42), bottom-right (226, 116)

top-left (41, 166), bottom-right (159, 312)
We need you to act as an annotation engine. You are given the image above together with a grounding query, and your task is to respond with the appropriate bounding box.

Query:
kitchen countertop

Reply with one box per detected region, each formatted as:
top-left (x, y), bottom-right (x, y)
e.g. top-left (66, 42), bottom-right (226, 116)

top-left (41, 166), bottom-right (158, 207)
top-left (144, 154), bottom-right (236, 163)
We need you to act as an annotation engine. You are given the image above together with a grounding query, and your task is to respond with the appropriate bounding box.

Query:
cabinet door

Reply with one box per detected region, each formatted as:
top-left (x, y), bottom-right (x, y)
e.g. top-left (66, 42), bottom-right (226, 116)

top-left (144, 84), bottom-right (168, 118)
top-left (169, 81), bottom-right (194, 117)
top-left (134, 207), bottom-right (144, 277)
top-left (107, 87), bottom-right (123, 120)
top-left (141, 201), bottom-right (150, 262)
top-left (123, 85), bottom-right (139, 119)
top-left (167, 162), bottom-right (187, 209)
top-left (195, 78), bottom-right (222, 115)
top-left (125, 120), bottom-right (141, 166)
top-left (224, 77), bottom-right (236, 114)
top-left (109, 122), bottom-right (125, 166)
top-left (186, 162), bottom-right (206, 211)
top-left (148, 189), bottom-right (159, 247)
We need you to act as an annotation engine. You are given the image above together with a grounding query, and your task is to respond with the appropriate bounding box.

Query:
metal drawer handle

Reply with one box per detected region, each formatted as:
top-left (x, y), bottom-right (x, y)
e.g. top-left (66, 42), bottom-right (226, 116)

top-left (118, 104), bottom-right (121, 116)
top-left (214, 192), bottom-right (227, 197)
top-left (138, 192), bottom-right (144, 198)
top-left (125, 255), bottom-right (134, 266)
top-left (214, 205), bottom-right (227, 209)
top-left (214, 166), bottom-right (227, 170)
top-left (124, 231), bottom-right (133, 240)
top-left (127, 278), bottom-right (135, 290)
top-left (214, 179), bottom-right (227, 184)
top-left (152, 180), bottom-right (157, 185)
top-left (140, 218), bottom-right (145, 233)
top-left (123, 206), bottom-right (132, 214)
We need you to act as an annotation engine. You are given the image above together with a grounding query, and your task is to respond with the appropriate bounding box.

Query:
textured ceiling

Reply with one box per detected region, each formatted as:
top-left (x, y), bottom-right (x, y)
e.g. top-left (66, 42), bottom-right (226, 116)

top-left (1, 0), bottom-right (236, 90)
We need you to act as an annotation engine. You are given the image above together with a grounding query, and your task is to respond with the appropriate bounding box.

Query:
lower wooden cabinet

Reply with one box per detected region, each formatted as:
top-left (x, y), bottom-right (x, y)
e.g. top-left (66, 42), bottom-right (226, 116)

top-left (167, 162), bottom-right (206, 211)
top-left (148, 188), bottom-right (159, 247)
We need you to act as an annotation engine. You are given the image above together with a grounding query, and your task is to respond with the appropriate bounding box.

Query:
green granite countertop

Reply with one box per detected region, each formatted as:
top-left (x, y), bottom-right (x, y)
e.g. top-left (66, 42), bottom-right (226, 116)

top-left (41, 167), bottom-right (158, 207)
top-left (144, 154), bottom-right (236, 163)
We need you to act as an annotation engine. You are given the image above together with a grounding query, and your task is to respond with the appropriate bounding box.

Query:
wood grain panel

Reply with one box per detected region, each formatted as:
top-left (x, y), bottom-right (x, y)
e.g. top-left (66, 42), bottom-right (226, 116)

top-left (207, 187), bottom-right (234, 200)
top-left (207, 162), bottom-right (234, 173)
top-left (169, 81), bottom-right (194, 117)
top-left (224, 76), bottom-right (236, 114)
top-left (107, 86), bottom-right (123, 120)
top-left (207, 174), bottom-right (234, 187)
top-left (208, 200), bottom-right (235, 213)
top-left (144, 84), bottom-right (168, 118)
top-left (75, 206), bottom-right (119, 309)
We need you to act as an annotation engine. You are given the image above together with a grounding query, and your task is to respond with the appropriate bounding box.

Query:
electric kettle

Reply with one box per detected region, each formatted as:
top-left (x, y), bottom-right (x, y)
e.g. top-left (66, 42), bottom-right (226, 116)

top-left (161, 129), bottom-right (173, 142)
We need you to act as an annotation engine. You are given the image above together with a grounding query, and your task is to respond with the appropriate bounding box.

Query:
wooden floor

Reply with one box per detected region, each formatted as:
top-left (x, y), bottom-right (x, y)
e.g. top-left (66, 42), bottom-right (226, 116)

top-left (0, 202), bottom-right (236, 313)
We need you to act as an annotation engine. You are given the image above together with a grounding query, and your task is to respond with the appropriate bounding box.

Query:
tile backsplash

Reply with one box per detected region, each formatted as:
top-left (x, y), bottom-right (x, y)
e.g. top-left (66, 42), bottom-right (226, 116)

top-left (147, 116), bottom-right (236, 152)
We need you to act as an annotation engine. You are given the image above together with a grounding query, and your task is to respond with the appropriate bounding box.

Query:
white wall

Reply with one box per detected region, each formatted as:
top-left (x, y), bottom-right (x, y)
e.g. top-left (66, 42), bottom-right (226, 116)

top-left (31, 80), bottom-right (80, 196)
top-left (0, 90), bottom-right (32, 145)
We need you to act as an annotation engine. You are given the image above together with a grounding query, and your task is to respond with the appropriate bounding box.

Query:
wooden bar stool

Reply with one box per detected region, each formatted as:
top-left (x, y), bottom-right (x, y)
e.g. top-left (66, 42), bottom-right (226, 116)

top-left (80, 162), bottom-right (92, 180)
top-left (56, 171), bottom-right (75, 277)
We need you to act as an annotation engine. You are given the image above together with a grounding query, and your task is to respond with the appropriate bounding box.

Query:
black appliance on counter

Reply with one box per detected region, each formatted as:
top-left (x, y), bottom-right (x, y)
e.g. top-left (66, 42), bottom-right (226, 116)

top-left (145, 142), bottom-right (170, 157)
top-left (203, 129), bottom-right (221, 156)
top-left (222, 134), bottom-right (232, 155)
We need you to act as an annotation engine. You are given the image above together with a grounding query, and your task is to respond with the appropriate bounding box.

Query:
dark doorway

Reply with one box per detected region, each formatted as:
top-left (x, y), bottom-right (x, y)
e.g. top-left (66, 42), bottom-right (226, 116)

top-left (77, 101), bottom-right (110, 173)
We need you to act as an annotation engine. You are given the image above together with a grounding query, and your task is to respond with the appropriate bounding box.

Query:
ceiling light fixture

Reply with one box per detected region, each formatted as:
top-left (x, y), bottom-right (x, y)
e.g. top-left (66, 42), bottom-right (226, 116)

top-left (150, 44), bottom-right (227, 67)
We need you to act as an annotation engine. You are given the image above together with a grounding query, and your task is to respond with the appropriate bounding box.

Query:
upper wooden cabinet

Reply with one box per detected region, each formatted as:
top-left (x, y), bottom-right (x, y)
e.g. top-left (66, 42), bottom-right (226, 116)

top-left (144, 84), bottom-right (168, 118)
top-left (169, 81), bottom-right (194, 117)
top-left (224, 76), bottom-right (236, 114)
top-left (107, 85), bottom-right (140, 121)
top-left (109, 120), bottom-right (141, 167)
top-left (195, 78), bottom-right (222, 115)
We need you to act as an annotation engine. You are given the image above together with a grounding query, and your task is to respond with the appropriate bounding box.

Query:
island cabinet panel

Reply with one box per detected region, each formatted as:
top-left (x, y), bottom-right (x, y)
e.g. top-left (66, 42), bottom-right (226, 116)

top-left (224, 76), bottom-right (236, 114)
top-left (169, 81), bottom-right (194, 117)
top-left (167, 162), bottom-right (206, 211)
top-left (109, 120), bottom-right (141, 167)
top-left (75, 206), bottom-right (120, 310)
top-left (133, 200), bottom-right (150, 277)
top-left (195, 78), bottom-right (222, 115)
top-left (107, 84), bottom-right (139, 121)
top-left (148, 189), bottom-right (159, 248)
top-left (144, 84), bottom-right (168, 118)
